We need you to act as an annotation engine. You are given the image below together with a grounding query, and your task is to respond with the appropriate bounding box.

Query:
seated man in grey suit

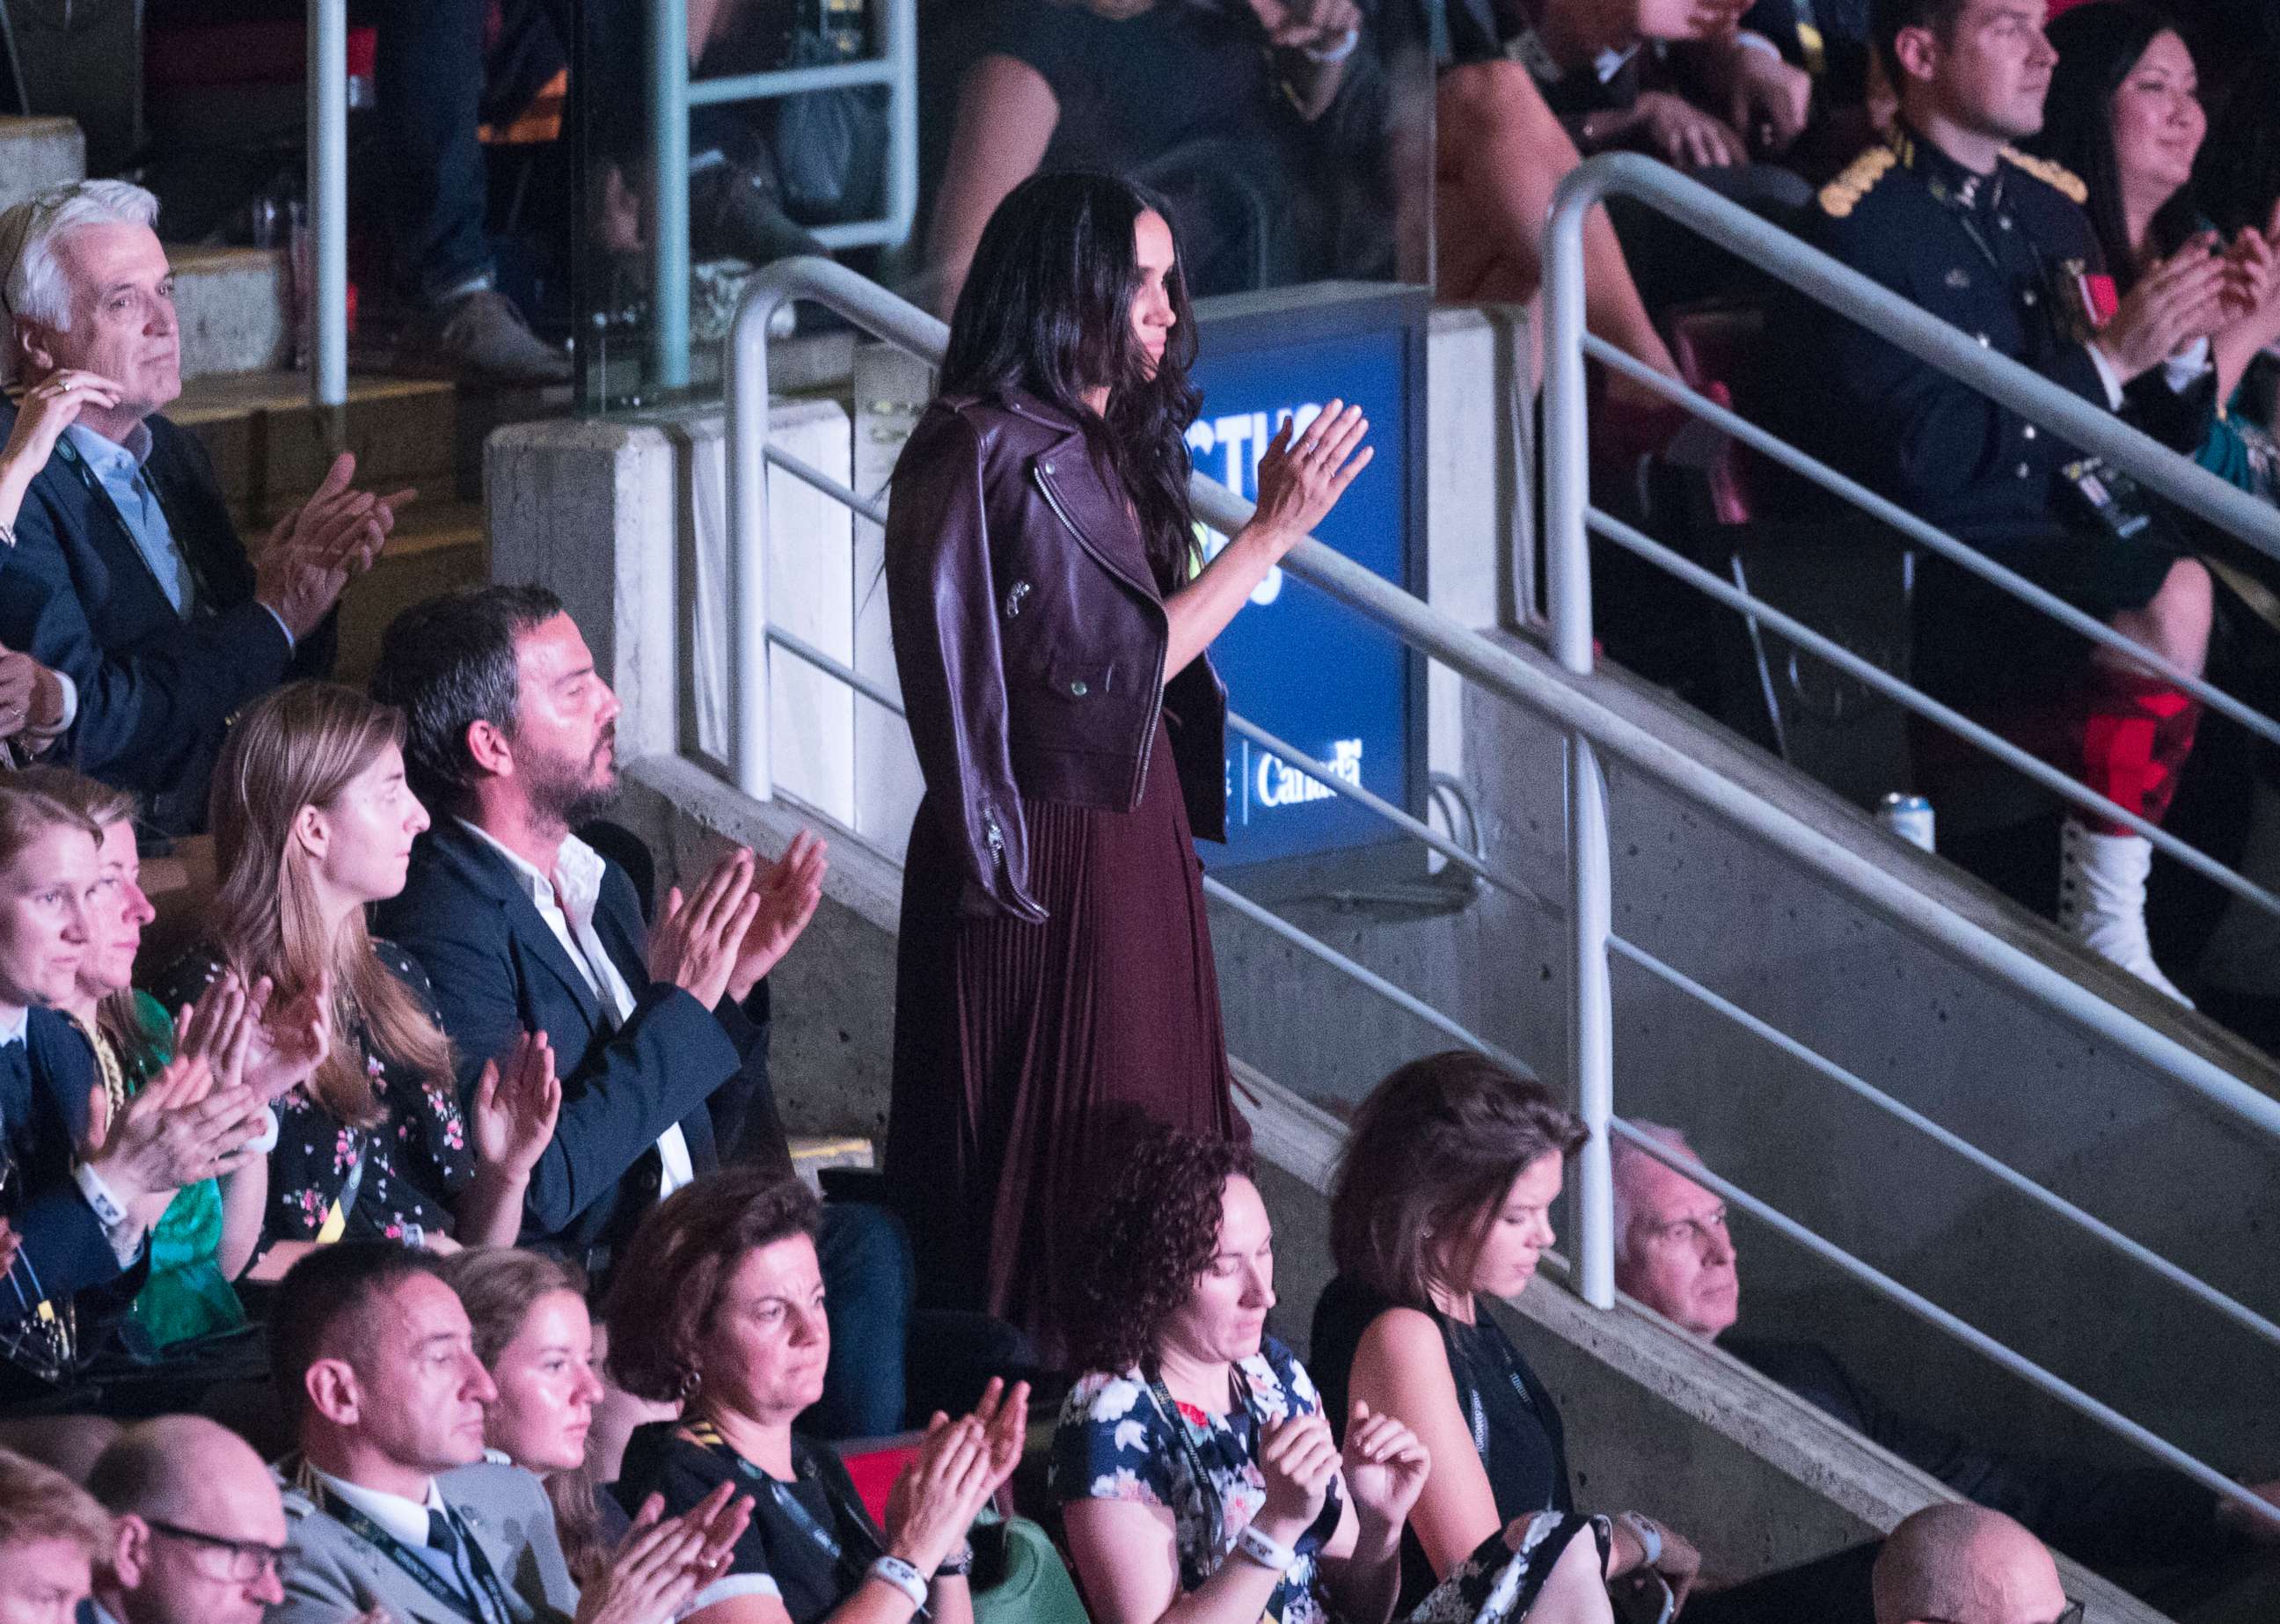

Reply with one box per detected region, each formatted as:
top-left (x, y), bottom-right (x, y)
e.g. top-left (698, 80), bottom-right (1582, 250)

top-left (267, 1242), bottom-right (747, 1624)
top-left (84, 1416), bottom-right (288, 1624)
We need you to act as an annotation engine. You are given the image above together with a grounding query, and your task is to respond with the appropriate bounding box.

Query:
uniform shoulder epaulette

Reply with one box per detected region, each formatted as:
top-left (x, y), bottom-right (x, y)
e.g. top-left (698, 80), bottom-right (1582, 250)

top-left (1999, 147), bottom-right (2088, 205)
top-left (1819, 146), bottom-right (1896, 218)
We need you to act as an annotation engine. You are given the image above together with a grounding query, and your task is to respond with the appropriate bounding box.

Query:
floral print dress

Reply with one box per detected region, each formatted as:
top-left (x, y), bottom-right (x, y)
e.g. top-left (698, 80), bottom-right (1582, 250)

top-left (157, 941), bottom-right (472, 1254)
top-left (1051, 1335), bottom-right (1608, 1624)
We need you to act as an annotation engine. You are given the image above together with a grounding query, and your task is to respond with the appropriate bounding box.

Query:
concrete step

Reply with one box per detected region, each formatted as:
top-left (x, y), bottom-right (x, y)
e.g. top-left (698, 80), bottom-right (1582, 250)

top-left (0, 117), bottom-right (84, 214)
top-left (173, 371), bottom-right (458, 523)
top-left (334, 498), bottom-right (487, 686)
top-left (172, 245), bottom-right (289, 380)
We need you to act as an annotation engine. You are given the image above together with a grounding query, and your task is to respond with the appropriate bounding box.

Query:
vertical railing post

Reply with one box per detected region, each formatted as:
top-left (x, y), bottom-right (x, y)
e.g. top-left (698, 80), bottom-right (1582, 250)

top-left (883, 0), bottom-right (920, 247)
top-left (726, 277), bottom-right (780, 801)
top-left (649, 0), bottom-right (692, 391)
top-left (1546, 169), bottom-right (1616, 1311)
top-left (306, 0), bottom-right (348, 419)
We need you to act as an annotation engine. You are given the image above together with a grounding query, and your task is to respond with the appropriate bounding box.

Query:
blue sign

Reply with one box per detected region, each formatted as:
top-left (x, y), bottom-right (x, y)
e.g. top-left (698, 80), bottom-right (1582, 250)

top-left (1189, 297), bottom-right (1421, 873)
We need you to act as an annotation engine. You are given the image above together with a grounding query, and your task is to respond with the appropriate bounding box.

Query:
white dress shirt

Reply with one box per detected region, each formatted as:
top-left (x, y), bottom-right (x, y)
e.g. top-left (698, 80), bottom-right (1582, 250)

top-left (457, 821), bottom-right (696, 1196)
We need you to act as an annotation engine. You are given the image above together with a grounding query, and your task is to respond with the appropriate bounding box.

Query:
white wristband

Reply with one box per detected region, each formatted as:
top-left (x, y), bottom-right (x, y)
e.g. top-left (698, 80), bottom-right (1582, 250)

top-left (869, 1555), bottom-right (930, 1608)
top-left (1301, 26), bottom-right (1359, 63)
top-left (1619, 1511), bottom-right (1663, 1568)
top-left (1235, 1523), bottom-right (1297, 1575)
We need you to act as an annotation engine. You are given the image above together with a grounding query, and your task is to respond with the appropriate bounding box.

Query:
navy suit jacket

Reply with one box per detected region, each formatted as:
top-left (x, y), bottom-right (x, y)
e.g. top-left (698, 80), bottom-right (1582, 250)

top-left (0, 1011), bottom-right (127, 1316)
top-left (376, 822), bottom-right (788, 1265)
top-left (0, 405), bottom-right (333, 834)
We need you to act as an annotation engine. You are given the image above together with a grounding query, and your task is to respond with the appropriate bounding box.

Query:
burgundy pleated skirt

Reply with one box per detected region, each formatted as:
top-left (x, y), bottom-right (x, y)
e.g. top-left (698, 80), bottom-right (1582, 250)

top-left (887, 718), bottom-right (1244, 1354)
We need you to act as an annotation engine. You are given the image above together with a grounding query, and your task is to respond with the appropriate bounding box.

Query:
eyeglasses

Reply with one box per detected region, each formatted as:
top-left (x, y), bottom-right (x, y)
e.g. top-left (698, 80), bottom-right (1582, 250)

top-left (1637, 1205), bottom-right (1729, 1250)
top-left (144, 1519), bottom-right (288, 1584)
top-left (1921, 1604), bottom-right (2084, 1624)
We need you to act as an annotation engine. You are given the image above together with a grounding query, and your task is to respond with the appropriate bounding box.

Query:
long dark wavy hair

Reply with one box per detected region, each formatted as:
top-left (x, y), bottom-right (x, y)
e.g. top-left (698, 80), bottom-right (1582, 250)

top-left (939, 171), bottom-right (1204, 590)
top-left (2030, 2), bottom-right (2205, 291)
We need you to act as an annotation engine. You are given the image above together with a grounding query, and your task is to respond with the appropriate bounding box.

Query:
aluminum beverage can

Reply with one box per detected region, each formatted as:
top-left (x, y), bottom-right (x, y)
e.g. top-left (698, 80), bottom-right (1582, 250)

top-left (1878, 792), bottom-right (1935, 852)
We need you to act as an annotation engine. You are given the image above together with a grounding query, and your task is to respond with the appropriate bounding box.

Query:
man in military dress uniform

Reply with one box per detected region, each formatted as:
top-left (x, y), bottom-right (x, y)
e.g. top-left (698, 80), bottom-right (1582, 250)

top-left (1786, 0), bottom-right (2250, 999)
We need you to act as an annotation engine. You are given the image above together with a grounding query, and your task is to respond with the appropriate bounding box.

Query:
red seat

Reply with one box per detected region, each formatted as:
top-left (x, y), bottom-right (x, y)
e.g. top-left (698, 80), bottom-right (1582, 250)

top-left (1663, 304), bottom-right (1765, 527)
top-left (839, 1442), bottom-right (922, 1525)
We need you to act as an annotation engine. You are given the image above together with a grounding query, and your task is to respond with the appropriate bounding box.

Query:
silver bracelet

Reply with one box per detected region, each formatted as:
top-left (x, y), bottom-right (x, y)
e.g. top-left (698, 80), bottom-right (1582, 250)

top-left (869, 1555), bottom-right (930, 1607)
top-left (1235, 1522), bottom-right (1297, 1575)
top-left (936, 1540), bottom-right (974, 1578)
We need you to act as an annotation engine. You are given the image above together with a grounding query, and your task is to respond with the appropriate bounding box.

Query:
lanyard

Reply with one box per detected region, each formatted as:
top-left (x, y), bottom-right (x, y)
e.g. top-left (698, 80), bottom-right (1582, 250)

top-left (684, 1420), bottom-right (909, 1613)
top-left (1143, 1365), bottom-right (1294, 1624)
top-left (320, 1489), bottom-right (514, 1624)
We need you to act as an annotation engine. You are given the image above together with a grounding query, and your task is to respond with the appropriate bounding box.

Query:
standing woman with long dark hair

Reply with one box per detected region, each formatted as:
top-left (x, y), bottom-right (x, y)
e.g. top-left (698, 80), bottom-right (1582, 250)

top-left (884, 171), bottom-right (1371, 1349)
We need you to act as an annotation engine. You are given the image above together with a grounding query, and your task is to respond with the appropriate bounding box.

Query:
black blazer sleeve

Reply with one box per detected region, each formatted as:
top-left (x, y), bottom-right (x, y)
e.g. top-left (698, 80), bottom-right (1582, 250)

top-left (382, 860), bottom-right (751, 1241)
top-left (1734, 1338), bottom-right (2231, 1566)
top-left (0, 418), bottom-right (292, 793)
top-left (12, 1017), bottom-right (128, 1306)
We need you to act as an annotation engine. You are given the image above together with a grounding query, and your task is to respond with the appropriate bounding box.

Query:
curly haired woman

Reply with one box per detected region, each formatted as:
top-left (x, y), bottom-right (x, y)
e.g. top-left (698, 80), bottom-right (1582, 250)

top-left (1051, 1123), bottom-right (1619, 1624)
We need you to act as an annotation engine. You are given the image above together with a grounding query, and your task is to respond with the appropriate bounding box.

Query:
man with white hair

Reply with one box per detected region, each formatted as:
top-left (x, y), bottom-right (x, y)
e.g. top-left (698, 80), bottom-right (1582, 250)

top-left (1611, 1124), bottom-right (2280, 1596)
top-left (84, 1416), bottom-right (287, 1624)
top-left (0, 179), bottom-right (410, 834)
top-left (1873, 1505), bottom-right (2074, 1624)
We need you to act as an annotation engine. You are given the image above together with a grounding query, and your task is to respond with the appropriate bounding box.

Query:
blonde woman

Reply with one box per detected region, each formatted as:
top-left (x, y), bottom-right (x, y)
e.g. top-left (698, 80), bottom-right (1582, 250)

top-left (157, 682), bottom-right (559, 1276)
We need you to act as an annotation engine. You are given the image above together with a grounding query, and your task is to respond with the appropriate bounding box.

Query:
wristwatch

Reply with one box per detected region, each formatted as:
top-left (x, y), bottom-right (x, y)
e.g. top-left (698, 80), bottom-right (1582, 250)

top-left (937, 1540), bottom-right (975, 1578)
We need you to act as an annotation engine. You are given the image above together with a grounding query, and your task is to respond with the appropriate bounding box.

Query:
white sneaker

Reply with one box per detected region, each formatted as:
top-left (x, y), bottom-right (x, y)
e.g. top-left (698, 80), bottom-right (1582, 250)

top-left (2057, 818), bottom-right (2193, 1006)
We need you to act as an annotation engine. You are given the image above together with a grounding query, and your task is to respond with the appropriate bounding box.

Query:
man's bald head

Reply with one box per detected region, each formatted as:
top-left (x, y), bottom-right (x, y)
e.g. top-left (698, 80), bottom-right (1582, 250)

top-left (86, 1417), bottom-right (287, 1624)
top-left (1874, 1504), bottom-right (2070, 1624)
top-left (86, 1416), bottom-right (274, 1525)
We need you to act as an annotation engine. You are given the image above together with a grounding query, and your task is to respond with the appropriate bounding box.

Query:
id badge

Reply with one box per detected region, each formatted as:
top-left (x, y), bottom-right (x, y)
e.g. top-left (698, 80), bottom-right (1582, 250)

top-left (2059, 456), bottom-right (2153, 542)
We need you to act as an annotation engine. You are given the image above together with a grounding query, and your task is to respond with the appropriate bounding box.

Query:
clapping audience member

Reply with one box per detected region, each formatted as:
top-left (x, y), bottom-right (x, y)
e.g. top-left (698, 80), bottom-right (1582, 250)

top-left (607, 1165), bottom-right (1024, 1624)
top-left (440, 1247), bottom-right (624, 1583)
top-left (1871, 1506), bottom-right (2076, 1624)
top-left (368, 588), bottom-right (913, 1438)
top-left (268, 1242), bottom-right (751, 1624)
top-left (17, 768), bottom-right (324, 1349)
top-left (164, 684), bottom-right (561, 1275)
top-left (1609, 1127), bottom-right (2280, 1596)
top-left (1311, 1054), bottom-right (1702, 1620)
top-left (1055, 1123), bottom-right (1619, 1624)
top-left (0, 181), bottom-right (413, 834)
top-left (0, 1445), bottom-right (111, 1624)
top-left (0, 782), bottom-right (261, 1399)
top-left (84, 1416), bottom-right (289, 1624)
top-left (2031, 4), bottom-right (2280, 501)
top-left (1787, 0), bottom-right (2247, 1000)
top-left (369, 586), bottom-right (822, 1255)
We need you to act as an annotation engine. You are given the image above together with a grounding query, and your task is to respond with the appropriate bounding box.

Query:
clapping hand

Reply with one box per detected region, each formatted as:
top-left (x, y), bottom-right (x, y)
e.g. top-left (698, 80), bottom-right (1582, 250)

top-left (472, 1031), bottom-right (561, 1181)
top-left (648, 848), bottom-right (763, 1010)
top-left (884, 1377), bottom-right (1033, 1579)
top-left (1341, 1400), bottom-right (1430, 1531)
top-left (724, 830), bottom-right (829, 1003)
top-left (0, 645), bottom-right (63, 748)
top-left (247, 969), bottom-right (333, 1102)
top-left (253, 451), bottom-right (418, 641)
top-left (81, 1053), bottom-right (266, 1211)
top-left (2097, 232), bottom-right (2241, 382)
top-left (0, 1218), bottom-right (20, 1280)
top-left (1254, 1408), bottom-right (1341, 1543)
top-left (573, 1483), bottom-right (755, 1624)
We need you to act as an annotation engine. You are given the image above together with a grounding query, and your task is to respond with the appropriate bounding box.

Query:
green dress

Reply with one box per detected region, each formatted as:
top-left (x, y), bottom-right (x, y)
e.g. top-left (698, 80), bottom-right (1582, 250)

top-left (86, 994), bottom-right (248, 1347)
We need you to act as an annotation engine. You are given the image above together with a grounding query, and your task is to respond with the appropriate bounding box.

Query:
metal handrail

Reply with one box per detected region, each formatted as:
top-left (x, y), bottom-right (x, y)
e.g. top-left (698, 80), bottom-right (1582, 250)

top-left (308, 0), bottom-right (348, 411)
top-left (721, 255), bottom-right (2280, 1530)
top-left (646, 0), bottom-right (919, 388)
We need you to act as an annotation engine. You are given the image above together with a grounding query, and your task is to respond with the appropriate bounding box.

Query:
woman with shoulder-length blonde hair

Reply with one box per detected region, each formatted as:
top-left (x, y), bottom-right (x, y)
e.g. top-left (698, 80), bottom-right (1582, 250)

top-left (157, 681), bottom-right (560, 1277)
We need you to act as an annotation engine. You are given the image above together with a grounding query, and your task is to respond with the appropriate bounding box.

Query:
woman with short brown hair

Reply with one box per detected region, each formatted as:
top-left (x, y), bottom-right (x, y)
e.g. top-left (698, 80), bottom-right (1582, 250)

top-left (607, 1166), bottom-right (1027, 1624)
top-left (1312, 1053), bottom-right (1699, 1618)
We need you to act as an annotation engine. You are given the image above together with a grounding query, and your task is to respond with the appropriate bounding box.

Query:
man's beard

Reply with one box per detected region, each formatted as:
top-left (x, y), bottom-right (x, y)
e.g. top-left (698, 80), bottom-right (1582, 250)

top-left (525, 735), bottom-right (619, 831)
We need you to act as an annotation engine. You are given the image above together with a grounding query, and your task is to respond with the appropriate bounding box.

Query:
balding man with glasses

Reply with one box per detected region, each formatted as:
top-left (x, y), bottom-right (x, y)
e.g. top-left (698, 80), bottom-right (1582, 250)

top-left (83, 1416), bottom-right (287, 1624)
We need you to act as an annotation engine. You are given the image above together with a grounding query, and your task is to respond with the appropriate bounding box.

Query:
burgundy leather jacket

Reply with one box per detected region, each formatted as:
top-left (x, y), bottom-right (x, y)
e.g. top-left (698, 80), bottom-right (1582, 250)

top-left (884, 390), bottom-right (1228, 921)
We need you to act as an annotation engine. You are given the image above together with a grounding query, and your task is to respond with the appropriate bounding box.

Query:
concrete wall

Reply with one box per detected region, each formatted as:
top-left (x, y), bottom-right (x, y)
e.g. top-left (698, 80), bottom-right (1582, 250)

top-left (487, 304), bottom-right (2275, 1618)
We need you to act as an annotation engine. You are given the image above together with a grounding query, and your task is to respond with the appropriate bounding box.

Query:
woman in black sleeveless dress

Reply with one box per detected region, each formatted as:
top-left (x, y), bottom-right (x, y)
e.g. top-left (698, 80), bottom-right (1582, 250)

top-left (882, 171), bottom-right (1372, 1350)
top-left (1310, 1052), bottom-right (1705, 1616)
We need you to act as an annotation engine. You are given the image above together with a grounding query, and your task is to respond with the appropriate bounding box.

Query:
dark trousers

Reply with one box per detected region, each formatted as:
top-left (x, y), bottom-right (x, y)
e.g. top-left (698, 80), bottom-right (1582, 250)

top-left (371, 0), bottom-right (638, 305)
top-left (810, 1200), bottom-right (916, 1441)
